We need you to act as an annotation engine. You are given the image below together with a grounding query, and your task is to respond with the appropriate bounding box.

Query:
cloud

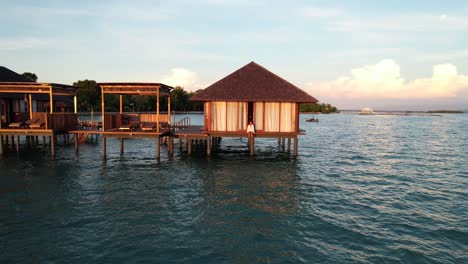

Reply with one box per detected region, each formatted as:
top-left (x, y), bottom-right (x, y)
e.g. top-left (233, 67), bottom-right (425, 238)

top-left (160, 68), bottom-right (201, 90)
top-left (301, 7), bottom-right (344, 18)
top-left (307, 60), bottom-right (468, 100)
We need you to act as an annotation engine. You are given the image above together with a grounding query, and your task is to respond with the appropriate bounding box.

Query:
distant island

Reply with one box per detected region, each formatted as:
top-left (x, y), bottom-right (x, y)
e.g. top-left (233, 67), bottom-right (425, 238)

top-left (427, 110), bottom-right (464, 114)
top-left (300, 103), bottom-right (339, 114)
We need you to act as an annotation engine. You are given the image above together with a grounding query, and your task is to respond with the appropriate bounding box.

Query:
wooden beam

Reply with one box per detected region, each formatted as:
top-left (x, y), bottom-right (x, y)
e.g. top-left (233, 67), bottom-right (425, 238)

top-left (119, 95), bottom-right (123, 114)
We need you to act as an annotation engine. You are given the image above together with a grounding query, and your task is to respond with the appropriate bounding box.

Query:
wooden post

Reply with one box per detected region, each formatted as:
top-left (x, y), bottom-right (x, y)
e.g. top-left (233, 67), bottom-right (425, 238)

top-left (16, 136), bottom-right (20, 152)
top-left (207, 136), bottom-right (211, 157)
top-left (293, 137), bottom-right (298, 158)
top-left (187, 139), bottom-right (192, 155)
top-left (29, 94), bottom-right (33, 119)
top-left (156, 137), bottom-right (160, 159)
top-left (74, 95), bottom-right (77, 114)
top-left (278, 137), bottom-right (281, 145)
top-left (282, 138), bottom-right (285, 146)
top-left (249, 134), bottom-right (255, 156)
top-left (101, 86), bottom-right (105, 132)
top-left (120, 138), bottom-right (124, 155)
top-left (287, 137), bottom-right (291, 152)
top-left (49, 86), bottom-right (53, 113)
top-left (42, 136), bottom-right (46, 147)
top-left (179, 137), bottom-right (182, 150)
top-left (51, 135), bottom-right (55, 158)
top-left (11, 135), bottom-right (14, 149)
top-left (102, 137), bottom-right (106, 159)
top-left (0, 135), bottom-right (3, 155)
top-left (119, 95), bottom-right (123, 114)
top-left (74, 133), bottom-right (79, 154)
top-left (156, 88), bottom-right (160, 133)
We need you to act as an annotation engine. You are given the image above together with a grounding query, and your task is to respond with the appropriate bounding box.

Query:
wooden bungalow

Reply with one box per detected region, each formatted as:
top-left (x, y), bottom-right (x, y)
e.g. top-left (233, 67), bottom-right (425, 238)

top-left (191, 61), bottom-right (318, 157)
top-left (0, 67), bottom-right (78, 156)
top-left (70, 82), bottom-right (174, 159)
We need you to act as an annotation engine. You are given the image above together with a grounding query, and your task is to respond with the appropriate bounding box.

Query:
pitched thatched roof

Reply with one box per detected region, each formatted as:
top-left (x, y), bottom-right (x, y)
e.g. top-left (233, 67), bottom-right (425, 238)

top-left (0, 66), bottom-right (33, 82)
top-left (191, 62), bottom-right (318, 103)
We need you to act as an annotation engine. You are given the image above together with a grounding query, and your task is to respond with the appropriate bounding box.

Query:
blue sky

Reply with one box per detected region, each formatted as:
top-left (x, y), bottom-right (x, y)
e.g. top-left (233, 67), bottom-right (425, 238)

top-left (1, 0), bottom-right (468, 110)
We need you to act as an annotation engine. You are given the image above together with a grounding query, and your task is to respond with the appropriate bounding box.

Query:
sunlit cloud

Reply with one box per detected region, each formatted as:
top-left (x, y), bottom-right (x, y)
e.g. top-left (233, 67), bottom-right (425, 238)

top-left (160, 68), bottom-right (200, 90)
top-left (306, 60), bottom-right (468, 100)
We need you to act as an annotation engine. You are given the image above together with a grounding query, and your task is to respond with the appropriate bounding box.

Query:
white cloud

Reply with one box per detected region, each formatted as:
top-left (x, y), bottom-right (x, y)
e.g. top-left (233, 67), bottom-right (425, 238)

top-left (307, 60), bottom-right (468, 100)
top-left (301, 7), bottom-right (343, 18)
top-left (160, 68), bottom-right (201, 90)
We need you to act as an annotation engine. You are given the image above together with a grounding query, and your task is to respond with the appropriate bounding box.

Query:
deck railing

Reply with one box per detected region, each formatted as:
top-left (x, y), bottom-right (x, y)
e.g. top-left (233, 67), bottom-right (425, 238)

top-left (103, 113), bottom-right (170, 130)
top-left (172, 117), bottom-right (190, 131)
top-left (47, 113), bottom-right (78, 131)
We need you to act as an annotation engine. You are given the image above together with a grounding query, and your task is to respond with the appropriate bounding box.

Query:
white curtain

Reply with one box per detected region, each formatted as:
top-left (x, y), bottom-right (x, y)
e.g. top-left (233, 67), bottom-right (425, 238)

top-left (280, 103), bottom-right (295, 132)
top-left (226, 102), bottom-right (237, 131)
top-left (238, 102), bottom-right (247, 131)
top-left (211, 101), bottom-right (226, 131)
top-left (264, 102), bottom-right (280, 132)
top-left (254, 102), bottom-right (263, 131)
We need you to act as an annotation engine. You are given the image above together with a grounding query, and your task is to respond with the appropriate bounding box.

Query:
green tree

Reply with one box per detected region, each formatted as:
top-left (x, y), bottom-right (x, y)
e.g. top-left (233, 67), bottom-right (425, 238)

top-left (74, 80), bottom-right (100, 112)
top-left (21, 72), bottom-right (38, 82)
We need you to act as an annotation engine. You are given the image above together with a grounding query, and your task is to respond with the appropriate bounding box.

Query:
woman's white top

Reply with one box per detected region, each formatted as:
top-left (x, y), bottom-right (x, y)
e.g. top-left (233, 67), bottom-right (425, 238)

top-left (247, 124), bottom-right (255, 133)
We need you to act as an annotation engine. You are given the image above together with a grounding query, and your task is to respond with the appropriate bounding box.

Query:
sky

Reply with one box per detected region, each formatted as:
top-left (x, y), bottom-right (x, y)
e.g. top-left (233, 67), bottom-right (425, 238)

top-left (1, 0), bottom-right (468, 110)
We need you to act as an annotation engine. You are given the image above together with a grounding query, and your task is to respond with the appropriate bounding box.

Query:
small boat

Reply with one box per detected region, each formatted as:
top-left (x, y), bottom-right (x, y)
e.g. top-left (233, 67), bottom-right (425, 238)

top-left (306, 117), bottom-right (319, 122)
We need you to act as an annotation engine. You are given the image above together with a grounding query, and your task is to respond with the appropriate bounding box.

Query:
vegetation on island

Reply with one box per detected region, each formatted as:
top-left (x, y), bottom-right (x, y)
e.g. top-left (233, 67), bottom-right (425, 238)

top-left (300, 103), bottom-right (338, 114)
top-left (74, 80), bottom-right (203, 112)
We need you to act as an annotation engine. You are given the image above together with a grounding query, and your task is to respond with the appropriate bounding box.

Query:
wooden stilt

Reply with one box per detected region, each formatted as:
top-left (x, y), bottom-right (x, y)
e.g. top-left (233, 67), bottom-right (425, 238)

top-left (207, 136), bottom-right (211, 157)
top-left (102, 137), bottom-right (106, 159)
top-left (16, 136), bottom-right (20, 152)
top-left (75, 133), bottom-right (79, 154)
top-left (293, 137), bottom-right (298, 158)
top-left (120, 138), bottom-right (124, 155)
top-left (42, 136), bottom-right (46, 147)
top-left (187, 139), bottom-right (192, 155)
top-left (287, 137), bottom-right (291, 152)
top-left (278, 137), bottom-right (281, 145)
top-left (249, 134), bottom-right (255, 156)
top-left (11, 135), bottom-right (14, 149)
top-left (282, 137), bottom-right (285, 146)
top-left (179, 137), bottom-right (182, 150)
top-left (51, 135), bottom-right (56, 158)
top-left (156, 137), bottom-right (160, 159)
top-left (5, 135), bottom-right (8, 149)
top-left (0, 135), bottom-right (4, 155)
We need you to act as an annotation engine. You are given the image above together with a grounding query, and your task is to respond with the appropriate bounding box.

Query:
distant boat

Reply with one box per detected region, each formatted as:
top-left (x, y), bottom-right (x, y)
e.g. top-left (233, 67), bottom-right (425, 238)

top-left (359, 107), bottom-right (375, 115)
top-left (306, 117), bottom-right (319, 122)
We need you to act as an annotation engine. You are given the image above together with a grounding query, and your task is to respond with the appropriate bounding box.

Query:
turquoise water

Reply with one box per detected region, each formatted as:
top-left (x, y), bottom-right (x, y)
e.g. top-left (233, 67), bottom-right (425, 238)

top-left (1, 113), bottom-right (467, 263)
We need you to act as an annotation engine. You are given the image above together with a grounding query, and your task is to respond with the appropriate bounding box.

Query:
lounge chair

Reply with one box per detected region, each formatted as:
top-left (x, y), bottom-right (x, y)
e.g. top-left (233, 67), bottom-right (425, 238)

top-left (119, 121), bottom-right (140, 131)
top-left (24, 118), bottom-right (40, 128)
top-left (9, 121), bottom-right (25, 129)
top-left (29, 119), bottom-right (45, 129)
top-left (141, 122), bottom-right (157, 132)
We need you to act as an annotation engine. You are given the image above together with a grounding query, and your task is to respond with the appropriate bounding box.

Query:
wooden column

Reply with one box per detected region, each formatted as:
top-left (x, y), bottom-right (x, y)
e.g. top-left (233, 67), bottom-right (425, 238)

top-left (29, 94), bottom-right (33, 119)
top-left (287, 137), bottom-right (291, 152)
top-left (293, 137), bottom-right (298, 158)
top-left (249, 134), bottom-right (255, 156)
top-left (156, 88), bottom-right (160, 133)
top-left (73, 95), bottom-right (77, 114)
top-left (156, 137), bottom-right (160, 159)
top-left (207, 136), bottom-right (211, 157)
top-left (119, 95), bottom-right (123, 114)
top-left (102, 137), bottom-right (106, 159)
top-left (49, 86), bottom-right (54, 113)
top-left (0, 135), bottom-right (3, 155)
top-left (51, 135), bottom-right (55, 158)
top-left (187, 139), bottom-right (192, 155)
top-left (101, 87), bottom-right (105, 132)
top-left (16, 136), bottom-right (20, 152)
top-left (74, 133), bottom-right (79, 154)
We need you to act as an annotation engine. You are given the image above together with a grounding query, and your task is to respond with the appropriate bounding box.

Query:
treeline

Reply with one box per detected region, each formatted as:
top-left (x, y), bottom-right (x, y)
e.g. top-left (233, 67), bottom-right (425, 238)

top-left (74, 80), bottom-right (203, 112)
top-left (300, 103), bottom-right (338, 113)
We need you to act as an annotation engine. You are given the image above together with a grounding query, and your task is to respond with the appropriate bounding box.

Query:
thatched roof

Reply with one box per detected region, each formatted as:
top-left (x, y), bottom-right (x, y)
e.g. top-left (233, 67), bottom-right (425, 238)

top-left (0, 66), bottom-right (33, 82)
top-left (191, 62), bottom-right (318, 103)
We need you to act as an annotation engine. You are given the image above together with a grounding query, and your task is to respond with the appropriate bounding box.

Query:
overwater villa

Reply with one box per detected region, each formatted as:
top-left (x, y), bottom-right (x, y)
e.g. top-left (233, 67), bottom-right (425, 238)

top-left (191, 61), bottom-right (318, 157)
top-left (0, 66), bottom-right (78, 156)
top-left (359, 107), bottom-right (375, 115)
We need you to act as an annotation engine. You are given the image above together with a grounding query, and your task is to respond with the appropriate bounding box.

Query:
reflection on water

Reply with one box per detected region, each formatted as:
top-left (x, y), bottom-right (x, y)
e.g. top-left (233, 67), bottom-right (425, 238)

top-left (1, 113), bottom-right (467, 263)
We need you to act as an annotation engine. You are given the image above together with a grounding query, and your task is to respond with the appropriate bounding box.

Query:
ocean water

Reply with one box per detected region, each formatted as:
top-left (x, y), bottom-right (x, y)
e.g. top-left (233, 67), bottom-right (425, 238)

top-left (0, 113), bottom-right (467, 263)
